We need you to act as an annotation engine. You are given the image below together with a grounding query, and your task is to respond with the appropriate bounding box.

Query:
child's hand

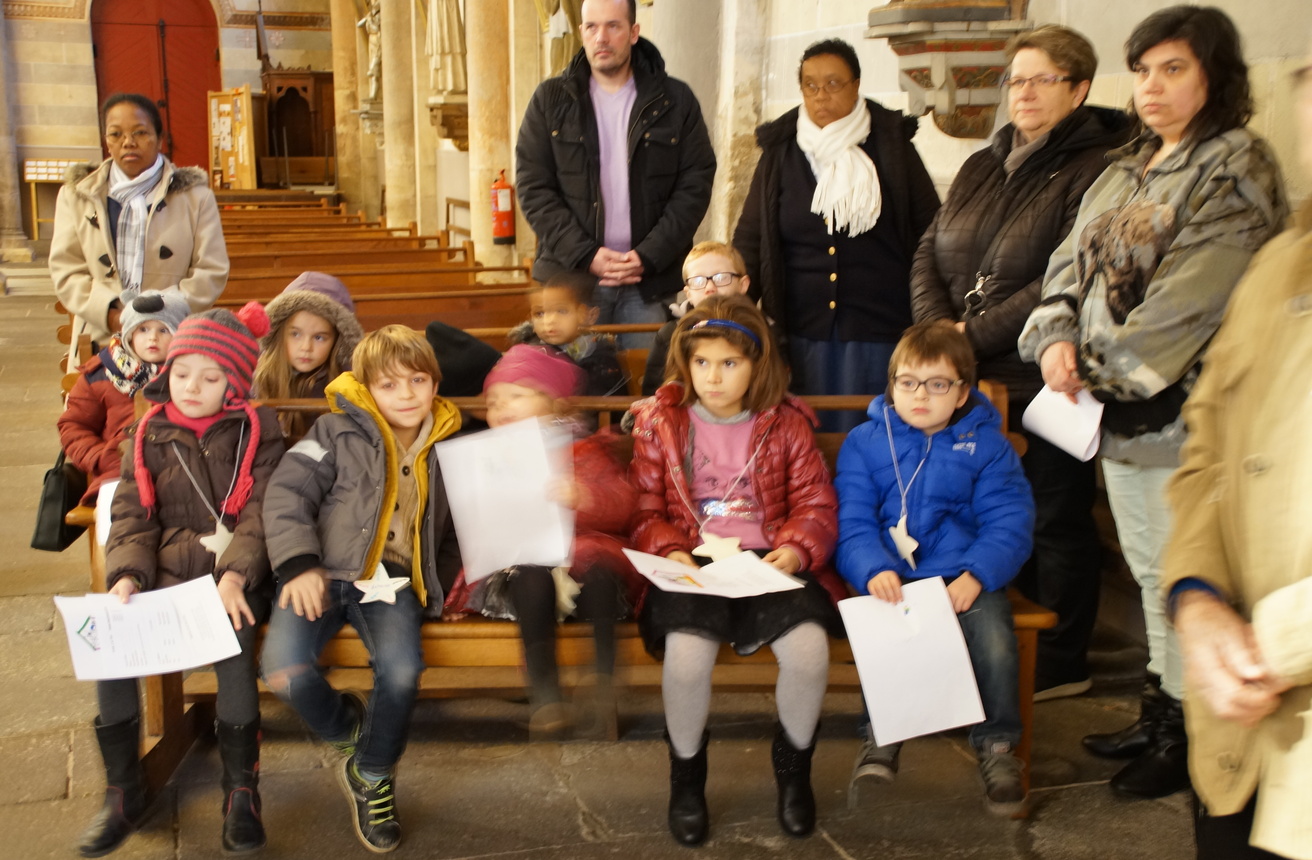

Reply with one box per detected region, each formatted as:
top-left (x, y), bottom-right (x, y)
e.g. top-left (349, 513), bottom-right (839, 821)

top-left (279, 568), bottom-right (328, 621)
top-left (546, 478), bottom-right (584, 510)
top-left (217, 571), bottom-right (255, 631)
top-left (666, 550), bottom-right (696, 567)
top-left (762, 546), bottom-right (801, 575)
top-left (947, 572), bottom-right (982, 613)
top-left (108, 577), bottom-right (139, 604)
top-left (867, 570), bottom-right (903, 604)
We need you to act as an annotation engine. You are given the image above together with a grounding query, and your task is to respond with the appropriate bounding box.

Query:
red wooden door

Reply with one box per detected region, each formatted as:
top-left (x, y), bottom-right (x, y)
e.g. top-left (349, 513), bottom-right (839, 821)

top-left (91, 0), bottom-right (220, 170)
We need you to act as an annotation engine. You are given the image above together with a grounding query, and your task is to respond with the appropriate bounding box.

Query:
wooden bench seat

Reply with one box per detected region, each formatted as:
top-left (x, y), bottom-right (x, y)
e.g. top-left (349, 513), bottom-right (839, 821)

top-left (219, 264), bottom-right (530, 302)
top-left (227, 242), bottom-right (475, 273)
top-left (68, 388), bottom-right (1052, 814)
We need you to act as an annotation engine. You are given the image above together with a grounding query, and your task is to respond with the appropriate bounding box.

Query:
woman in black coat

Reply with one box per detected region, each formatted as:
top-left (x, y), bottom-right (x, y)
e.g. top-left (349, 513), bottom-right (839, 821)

top-left (734, 38), bottom-right (939, 432)
top-left (910, 26), bottom-right (1130, 711)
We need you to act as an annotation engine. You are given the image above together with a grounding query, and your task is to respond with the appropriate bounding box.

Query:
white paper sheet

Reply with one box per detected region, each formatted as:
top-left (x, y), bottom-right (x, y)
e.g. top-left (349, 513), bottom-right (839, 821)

top-left (1022, 385), bottom-right (1104, 461)
top-left (53, 577), bottom-right (242, 681)
top-left (94, 480), bottom-right (119, 547)
top-left (435, 418), bottom-right (574, 582)
top-left (622, 549), bottom-right (805, 598)
top-left (838, 579), bottom-right (985, 746)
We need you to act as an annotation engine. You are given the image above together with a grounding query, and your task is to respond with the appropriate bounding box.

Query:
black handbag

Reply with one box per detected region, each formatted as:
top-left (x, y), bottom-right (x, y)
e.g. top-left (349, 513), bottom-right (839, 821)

top-left (30, 450), bottom-right (88, 552)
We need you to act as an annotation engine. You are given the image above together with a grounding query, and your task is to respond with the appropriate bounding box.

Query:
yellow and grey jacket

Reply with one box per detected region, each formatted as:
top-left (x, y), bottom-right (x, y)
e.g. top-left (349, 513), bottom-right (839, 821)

top-left (262, 372), bottom-right (462, 609)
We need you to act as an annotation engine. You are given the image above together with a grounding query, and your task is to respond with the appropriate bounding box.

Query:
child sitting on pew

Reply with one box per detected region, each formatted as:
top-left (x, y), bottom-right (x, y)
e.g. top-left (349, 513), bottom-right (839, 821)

top-left (834, 321), bottom-right (1034, 815)
top-left (628, 295), bottom-right (842, 845)
top-left (58, 289), bottom-right (190, 507)
top-left (253, 271), bottom-right (363, 439)
top-left (444, 344), bottom-right (641, 739)
top-left (642, 241), bottom-right (751, 395)
top-left (86, 303), bottom-right (285, 857)
top-left (509, 270), bottom-right (628, 396)
top-left (261, 325), bottom-right (462, 854)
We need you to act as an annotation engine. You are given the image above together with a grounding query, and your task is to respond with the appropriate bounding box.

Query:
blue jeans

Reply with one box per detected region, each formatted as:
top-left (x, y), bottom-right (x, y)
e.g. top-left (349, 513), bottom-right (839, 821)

top-left (261, 579), bottom-right (425, 775)
top-left (958, 588), bottom-right (1022, 750)
top-left (592, 283), bottom-right (668, 350)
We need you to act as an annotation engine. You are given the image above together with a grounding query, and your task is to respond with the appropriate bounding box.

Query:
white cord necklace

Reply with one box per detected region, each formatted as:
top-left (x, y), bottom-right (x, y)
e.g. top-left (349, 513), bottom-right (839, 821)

top-left (883, 404), bottom-right (929, 569)
top-left (171, 421), bottom-right (244, 569)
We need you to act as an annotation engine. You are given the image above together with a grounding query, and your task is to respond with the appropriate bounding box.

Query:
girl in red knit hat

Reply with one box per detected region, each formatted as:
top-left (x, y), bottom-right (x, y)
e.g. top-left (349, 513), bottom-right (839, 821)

top-left (80, 302), bottom-right (286, 858)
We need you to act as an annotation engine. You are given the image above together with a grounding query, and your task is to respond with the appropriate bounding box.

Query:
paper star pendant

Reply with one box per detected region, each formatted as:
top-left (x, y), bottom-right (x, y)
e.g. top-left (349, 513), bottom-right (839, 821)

top-left (693, 532), bottom-right (742, 563)
top-left (355, 568), bottom-right (411, 604)
top-left (198, 522), bottom-right (234, 560)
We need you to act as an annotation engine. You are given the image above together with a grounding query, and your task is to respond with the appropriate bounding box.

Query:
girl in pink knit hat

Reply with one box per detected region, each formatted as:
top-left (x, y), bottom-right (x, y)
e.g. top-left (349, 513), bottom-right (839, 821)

top-left (446, 344), bottom-right (642, 740)
top-left (81, 302), bottom-right (286, 858)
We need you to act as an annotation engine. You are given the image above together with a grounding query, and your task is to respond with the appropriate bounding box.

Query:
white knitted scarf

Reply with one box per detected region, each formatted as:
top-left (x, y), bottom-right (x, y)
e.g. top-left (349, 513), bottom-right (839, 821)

top-left (795, 101), bottom-right (882, 236)
top-left (108, 154), bottom-right (166, 299)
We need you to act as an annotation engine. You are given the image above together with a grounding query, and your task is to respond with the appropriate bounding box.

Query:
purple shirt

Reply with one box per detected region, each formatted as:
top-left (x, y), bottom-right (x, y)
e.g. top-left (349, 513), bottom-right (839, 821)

top-left (589, 75), bottom-right (637, 252)
top-left (688, 409), bottom-right (767, 550)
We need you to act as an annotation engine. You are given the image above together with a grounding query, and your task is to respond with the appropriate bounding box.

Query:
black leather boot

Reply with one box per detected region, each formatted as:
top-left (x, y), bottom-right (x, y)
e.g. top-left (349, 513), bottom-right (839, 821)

top-left (216, 719), bottom-right (266, 853)
top-left (665, 731), bottom-right (709, 846)
top-left (1083, 674), bottom-right (1165, 759)
top-left (771, 726), bottom-right (816, 837)
top-left (1109, 696), bottom-right (1190, 798)
top-left (78, 717), bottom-right (147, 857)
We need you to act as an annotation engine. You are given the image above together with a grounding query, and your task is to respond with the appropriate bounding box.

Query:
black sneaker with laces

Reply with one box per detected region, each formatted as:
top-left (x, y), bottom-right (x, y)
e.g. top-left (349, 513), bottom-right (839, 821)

top-left (977, 742), bottom-right (1026, 816)
top-left (339, 756), bottom-right (401, 853)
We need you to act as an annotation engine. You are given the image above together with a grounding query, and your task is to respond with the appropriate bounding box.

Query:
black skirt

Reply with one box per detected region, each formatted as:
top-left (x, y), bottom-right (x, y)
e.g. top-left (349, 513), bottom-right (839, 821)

top-left (638, 571), bottom-right (843, 659)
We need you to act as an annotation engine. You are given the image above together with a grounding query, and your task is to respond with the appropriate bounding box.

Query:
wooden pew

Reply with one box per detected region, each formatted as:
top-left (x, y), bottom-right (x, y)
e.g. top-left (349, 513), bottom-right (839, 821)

top-left (226, 242), bottom-right (476, 273)
top-left (69, 388), bottom-right (1051, 811)
top-left (219, 264), bottom-right (528, 303)
top-left (220, 223), bottom-right (418, 239)
top-left (224, 234), bottom-right (448, 254)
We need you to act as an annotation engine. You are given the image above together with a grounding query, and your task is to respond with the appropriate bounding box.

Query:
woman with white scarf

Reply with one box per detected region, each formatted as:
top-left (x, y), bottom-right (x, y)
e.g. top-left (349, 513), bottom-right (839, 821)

top-left (51, 93), bottom-right (228, 350)
top-left (734, 39), bottom-right (939, 432)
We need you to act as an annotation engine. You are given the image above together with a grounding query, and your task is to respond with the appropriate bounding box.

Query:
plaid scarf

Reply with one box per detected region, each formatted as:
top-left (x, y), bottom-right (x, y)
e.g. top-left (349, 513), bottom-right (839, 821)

top-left (108, 154), bottom-right (166, 298)
top-left (101, 336), bottom-right (157, 396)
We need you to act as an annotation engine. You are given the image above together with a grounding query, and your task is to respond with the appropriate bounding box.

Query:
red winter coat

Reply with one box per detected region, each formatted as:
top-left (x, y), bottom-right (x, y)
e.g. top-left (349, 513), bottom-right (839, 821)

top-left (57, 355), bottom-right (140, 504)
top-left (628, 383), bottom-right (838, 574)
top-left (442, 428), bottom-right (643, 614)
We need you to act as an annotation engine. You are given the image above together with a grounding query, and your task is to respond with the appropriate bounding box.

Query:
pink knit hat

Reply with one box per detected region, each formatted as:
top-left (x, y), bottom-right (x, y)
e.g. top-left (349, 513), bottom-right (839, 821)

top-left (135, 302), bottom-right (270, 518)
top-left (483, 344), bottom-right (584, 401)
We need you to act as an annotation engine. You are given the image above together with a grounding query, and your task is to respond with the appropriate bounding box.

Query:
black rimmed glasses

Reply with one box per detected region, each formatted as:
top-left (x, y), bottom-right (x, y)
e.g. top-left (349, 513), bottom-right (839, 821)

top-left (1001, 74), bottom-right (1075, 90)
top-left (683, 272), bottom-right (742, 293)
top-left (892, 376), bottom-right (963, 396)
top-left (801, 79), bottom-right (854, 97)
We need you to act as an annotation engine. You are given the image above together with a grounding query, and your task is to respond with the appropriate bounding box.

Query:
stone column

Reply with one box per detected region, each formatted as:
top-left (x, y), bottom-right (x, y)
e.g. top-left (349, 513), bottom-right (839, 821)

top-left (508, 0), bottom-right (541, 260)
top-left (380, 0), bottom-right (417, 227)
top-left (329, 0), bottom-right (366, 215)
top-left (465, 0), bottom-right (515, 268)
top-left (706, 0), bottom-right (767, 240)
top-left (0, 17), bottom-right (34, 262)
top-left (412, 1), bottom-right (439, 235)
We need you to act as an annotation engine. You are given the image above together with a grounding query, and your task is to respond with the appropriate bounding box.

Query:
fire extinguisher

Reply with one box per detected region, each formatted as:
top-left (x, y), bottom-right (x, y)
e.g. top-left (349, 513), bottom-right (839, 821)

top-left (491, 169), bottom-right (516, 246)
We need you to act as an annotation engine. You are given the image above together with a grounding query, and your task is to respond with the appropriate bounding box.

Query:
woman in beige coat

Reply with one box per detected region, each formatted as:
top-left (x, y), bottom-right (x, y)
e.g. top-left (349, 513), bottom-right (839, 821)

top-left (1165, 48), bottom-right (1312, 860)
top-left (50, 93), bottom-right (228, 348)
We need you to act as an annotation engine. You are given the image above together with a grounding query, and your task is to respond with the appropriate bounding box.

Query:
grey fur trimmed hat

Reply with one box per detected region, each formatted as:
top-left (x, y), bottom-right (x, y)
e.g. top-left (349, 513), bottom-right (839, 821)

top-left (261, 271), bottom-right (364, 372)
top-left (119, 289), bottom-right (190, 344)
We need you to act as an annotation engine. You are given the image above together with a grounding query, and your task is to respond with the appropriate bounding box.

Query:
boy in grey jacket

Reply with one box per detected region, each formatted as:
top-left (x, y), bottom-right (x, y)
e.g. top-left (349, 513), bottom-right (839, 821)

top-left (262, 325), bottom-right (462, 853)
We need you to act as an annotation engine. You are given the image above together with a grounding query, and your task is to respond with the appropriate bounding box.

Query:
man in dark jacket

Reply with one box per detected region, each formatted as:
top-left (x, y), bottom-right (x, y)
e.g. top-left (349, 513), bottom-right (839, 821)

top-left (515, 0), bottom-right (716, 349)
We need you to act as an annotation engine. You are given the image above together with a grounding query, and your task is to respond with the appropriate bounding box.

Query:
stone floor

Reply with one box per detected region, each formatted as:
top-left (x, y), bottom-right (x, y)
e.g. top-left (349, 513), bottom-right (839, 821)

top-left (0, 283), bottom-right (1193, 859)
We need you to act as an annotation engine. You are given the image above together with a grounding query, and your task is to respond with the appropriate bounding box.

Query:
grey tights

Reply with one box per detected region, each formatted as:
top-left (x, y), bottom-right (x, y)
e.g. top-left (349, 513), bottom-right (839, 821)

top-left (663, 622), bottom-right (829, 758)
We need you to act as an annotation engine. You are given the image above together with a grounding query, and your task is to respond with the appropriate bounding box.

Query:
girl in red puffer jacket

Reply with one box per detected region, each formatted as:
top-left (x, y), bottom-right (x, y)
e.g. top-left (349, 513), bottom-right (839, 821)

top-left (628, 295), bottom-right (841, 847)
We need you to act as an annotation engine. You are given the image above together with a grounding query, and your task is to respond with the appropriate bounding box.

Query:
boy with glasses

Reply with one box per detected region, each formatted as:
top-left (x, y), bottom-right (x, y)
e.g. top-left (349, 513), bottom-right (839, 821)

top-left (641, 241), bottom-right (751, 395)
top-left (834, 320), bottom-right (1035, 815)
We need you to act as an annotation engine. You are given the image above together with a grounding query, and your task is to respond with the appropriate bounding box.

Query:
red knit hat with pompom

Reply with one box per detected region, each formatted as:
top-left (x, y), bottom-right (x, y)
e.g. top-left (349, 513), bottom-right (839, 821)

top-left (135, 302), bottom-right (269, 518)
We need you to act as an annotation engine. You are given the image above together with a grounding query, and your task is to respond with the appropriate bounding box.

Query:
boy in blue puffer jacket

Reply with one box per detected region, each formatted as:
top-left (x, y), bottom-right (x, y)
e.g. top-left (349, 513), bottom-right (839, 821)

top-left (835, 320), bottom-right (1034, 815)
